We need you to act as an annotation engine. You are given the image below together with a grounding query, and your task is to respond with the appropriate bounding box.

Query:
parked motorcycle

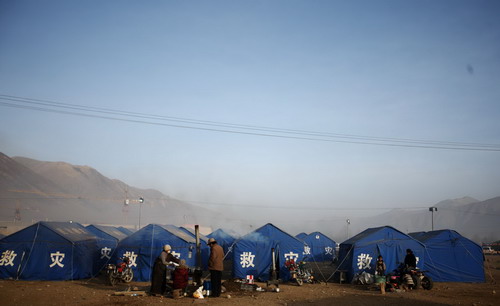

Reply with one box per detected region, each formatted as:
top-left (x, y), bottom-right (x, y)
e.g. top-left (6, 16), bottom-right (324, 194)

top-left (285, 259), bottom-right (315, 286)
top-left (386, 263), bottom-right (433, 291)
top-left (408, 267), bottom-right (433, 290)
top-left (106, 257), bottom-right (134, 286)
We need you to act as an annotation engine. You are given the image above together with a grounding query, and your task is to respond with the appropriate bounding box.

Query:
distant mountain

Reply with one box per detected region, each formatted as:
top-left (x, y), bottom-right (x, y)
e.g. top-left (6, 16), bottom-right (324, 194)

top-left (0, 153), bottom-right (250, 232)
top-left (1, 152), bottom-right (498, 243)
top-left (343, 196), bottom-right (500, 243)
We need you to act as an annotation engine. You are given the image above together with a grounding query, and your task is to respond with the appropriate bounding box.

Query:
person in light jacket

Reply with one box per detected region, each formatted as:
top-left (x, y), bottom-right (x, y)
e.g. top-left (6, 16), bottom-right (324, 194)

top-left (150, 244), bottom-right (180, 296)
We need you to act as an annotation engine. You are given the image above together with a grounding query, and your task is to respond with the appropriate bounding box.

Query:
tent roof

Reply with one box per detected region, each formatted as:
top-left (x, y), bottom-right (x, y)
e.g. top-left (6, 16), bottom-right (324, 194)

top-left (160, 225), bottom-right (197, 243)
top-left (295, 232), bottom-right (308, 240)
top-left (246, 223), bottom-right (304, 244)
top-left (42, 221), bottom-right (96, 243)
top-left (179, 226), bottom-right (209, 242)
top-left (207, 228), bottom-right (236, 246)
top-left (117, 226), bottom-right (135, 235)
top-left (305, 231), bottom-right (336, 243)
top-left (119, 224), bottom-right (196, 246)
top-left (343, 225), bottom-right (424, 247)
top-left (410, 230), bottom-right (452, 241)
top-left (408, 231), bottom-right (426, 239)
top-left (9, 221), bottom-right (96, 243)
top-left (208, 228), bottom-right (235, 240)
top-left (411, 229), bottom-right (480, 246)
top-left (86, 224), bottom-right (128, 241)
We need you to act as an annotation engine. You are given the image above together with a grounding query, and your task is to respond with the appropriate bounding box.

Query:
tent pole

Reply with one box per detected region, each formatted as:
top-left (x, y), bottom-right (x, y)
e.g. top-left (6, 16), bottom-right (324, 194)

top-left (194, 225), bottom-right (202, 286)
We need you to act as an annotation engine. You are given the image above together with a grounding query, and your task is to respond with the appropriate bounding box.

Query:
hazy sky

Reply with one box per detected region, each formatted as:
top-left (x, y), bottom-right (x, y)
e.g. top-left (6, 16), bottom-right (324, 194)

top-left (1, 0), bottom-right (500, 222)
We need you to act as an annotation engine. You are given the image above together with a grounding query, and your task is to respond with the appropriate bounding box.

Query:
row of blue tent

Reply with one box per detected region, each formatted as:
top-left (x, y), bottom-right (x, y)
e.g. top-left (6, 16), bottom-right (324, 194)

top-left (338, 226), bottom-right (485, 283)
top-left (0, 222), bottom-right (204, 281)
top-left (0, 222), bottom-right (336, 282)
top-left (0, 222), bottom-right (485, 283)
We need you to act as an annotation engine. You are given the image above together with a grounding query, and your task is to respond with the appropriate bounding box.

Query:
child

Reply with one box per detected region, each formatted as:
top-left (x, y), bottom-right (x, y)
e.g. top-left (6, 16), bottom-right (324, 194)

top-left (172, 259), bottom-right (189, 298)
top-left (375, 255), bottom-right (386, 294)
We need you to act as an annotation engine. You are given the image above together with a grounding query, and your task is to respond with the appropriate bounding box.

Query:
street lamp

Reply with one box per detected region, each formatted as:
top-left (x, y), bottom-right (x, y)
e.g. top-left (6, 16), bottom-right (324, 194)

top-left (138, 197), bottom-right (144, 229)
top-left (346, 218), bottom-right (351, 239)
top-left (124, 197), bottom-right (145, 229)
top-left (429, 207), bottom-right (438, 231)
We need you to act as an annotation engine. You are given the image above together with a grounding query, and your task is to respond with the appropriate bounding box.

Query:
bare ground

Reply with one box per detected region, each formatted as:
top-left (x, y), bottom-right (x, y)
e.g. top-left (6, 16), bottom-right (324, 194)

top-left (1, 255), bottom-right (498, 306)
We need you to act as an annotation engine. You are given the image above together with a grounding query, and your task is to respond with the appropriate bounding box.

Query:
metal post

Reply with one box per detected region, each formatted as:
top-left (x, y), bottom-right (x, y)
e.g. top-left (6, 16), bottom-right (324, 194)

top-left (429, 207), bottom-right (437, 231)
top-left (431, 210), bottom-right (434, 231)
top-left (194, 225), bottom-right (202, 286)
top-left (137, 197), bottom-right (144, 229)
top-left (138, 201), bottom-right (142, 229)
top-left (195, 225), bottom-right (201, 267)
top-left (346, 219), bottom-right (350, 240)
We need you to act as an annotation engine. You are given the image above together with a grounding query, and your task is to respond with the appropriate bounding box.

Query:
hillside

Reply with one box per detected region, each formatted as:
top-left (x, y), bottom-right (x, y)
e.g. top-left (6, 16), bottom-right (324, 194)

top-left (344, 197), bottom-right (500, 243)
top-left (1, 152), bottom-right (498, 243)
top-left (0, 153), bottom-right (249, 232)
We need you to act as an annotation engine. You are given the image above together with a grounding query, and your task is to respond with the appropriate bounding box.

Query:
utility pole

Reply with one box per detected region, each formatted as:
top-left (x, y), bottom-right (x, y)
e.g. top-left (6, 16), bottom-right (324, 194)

top-left (429, 207), bottom-right (438, 231)
top-left (138, 197), bottom-right (144, 229)
top-left (123, 197), bottom-right (145, 229)
top-left (346, 218), bottom-right (351, 240)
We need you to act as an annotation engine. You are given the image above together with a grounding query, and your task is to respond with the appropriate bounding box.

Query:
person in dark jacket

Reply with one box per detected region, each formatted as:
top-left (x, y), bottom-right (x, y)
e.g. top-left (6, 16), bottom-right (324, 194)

top-left (150, 244), bottom-right (180, 296)
top-left (404, 249), bottom-right (417, 270)
top-left (173, 259), bottom-right (189, 292)
top-left (207, 237), bottom-right (224, 297)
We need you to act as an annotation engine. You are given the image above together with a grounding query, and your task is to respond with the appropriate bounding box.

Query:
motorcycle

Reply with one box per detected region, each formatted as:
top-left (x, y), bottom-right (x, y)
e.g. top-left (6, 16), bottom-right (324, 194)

top-left (106, 257), bottom-right (134, 286)
top-left (285, 259), bottom-right (315, 286)
top-left (407, 266), bottom-right (433, 290)
top-left (386, 263), bottom-right (433, 291)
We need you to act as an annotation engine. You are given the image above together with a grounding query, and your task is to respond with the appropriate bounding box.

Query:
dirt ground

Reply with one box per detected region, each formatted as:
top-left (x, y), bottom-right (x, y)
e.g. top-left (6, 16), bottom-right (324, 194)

top-left (1, 255), bottom-right (498, 306)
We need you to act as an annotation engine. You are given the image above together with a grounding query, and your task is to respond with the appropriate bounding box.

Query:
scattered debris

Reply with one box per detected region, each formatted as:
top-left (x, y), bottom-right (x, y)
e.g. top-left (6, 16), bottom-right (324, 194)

top-left (112, 287), bottom-right (147, 296)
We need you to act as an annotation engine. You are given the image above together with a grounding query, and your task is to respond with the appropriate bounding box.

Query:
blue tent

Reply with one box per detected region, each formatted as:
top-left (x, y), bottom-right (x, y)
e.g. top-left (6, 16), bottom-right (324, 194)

top-left (179, 226), bottom-right (209, 243)
top-left (302, 231), bottom-right (336, 262)
top-left (207, 228), bottom-right (236, 257)
top-left (233, 223), bottom-right (306, 281)
top-left (408, 231), bottom-right (426, 239)
top-left (86, 225), bottom-right (128, 242)
top-left (86, 225), bottom-right (128, 273)
top-left (0, 221), bottom-right (97, 280)
top-left (117, 226), bottom-right (135, 236)
top-left (295, 232), bottom-right (308, 240)
top-left (410, 229), bottom-right (484, 282)
top-left (113, 224), bottom-right (196, 281)
top-left (338, 226), bottom-right (425, 282)
top-left (176, 226), bottom-right (210, 268)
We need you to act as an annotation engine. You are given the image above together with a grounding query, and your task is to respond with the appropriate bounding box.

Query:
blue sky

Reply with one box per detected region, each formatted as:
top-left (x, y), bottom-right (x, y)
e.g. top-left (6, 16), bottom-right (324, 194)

top-left (1, 0), bottom-right (500, 222)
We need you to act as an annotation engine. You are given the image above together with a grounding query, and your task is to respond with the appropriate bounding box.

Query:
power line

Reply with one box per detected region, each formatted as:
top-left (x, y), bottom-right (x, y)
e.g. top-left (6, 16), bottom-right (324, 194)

top-left (1, 94), bottom-right (500, 151)
top-left (438, 207), bottom-right (500, 217)
top-left (2, 94), bottom-right (497, 148)
top-left (176, 198), bottom-right (429, 211)
top-left (0, 190), bottom-right (430, 211)
top-left (5, 194), bottom-right (500, 216)
top-left (4, 190), bottom-right (500, 216)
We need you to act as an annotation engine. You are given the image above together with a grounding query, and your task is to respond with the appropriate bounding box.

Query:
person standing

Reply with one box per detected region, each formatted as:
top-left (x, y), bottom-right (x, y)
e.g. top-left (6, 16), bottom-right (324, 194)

top-left (404, 249), bottom-right (417, 270)
top-left (150, 244), bottom-right (180, 296)
top-left (207, 237), bottom-right (224, 297)
top-left (375, 255), bottom-right (386, 294)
